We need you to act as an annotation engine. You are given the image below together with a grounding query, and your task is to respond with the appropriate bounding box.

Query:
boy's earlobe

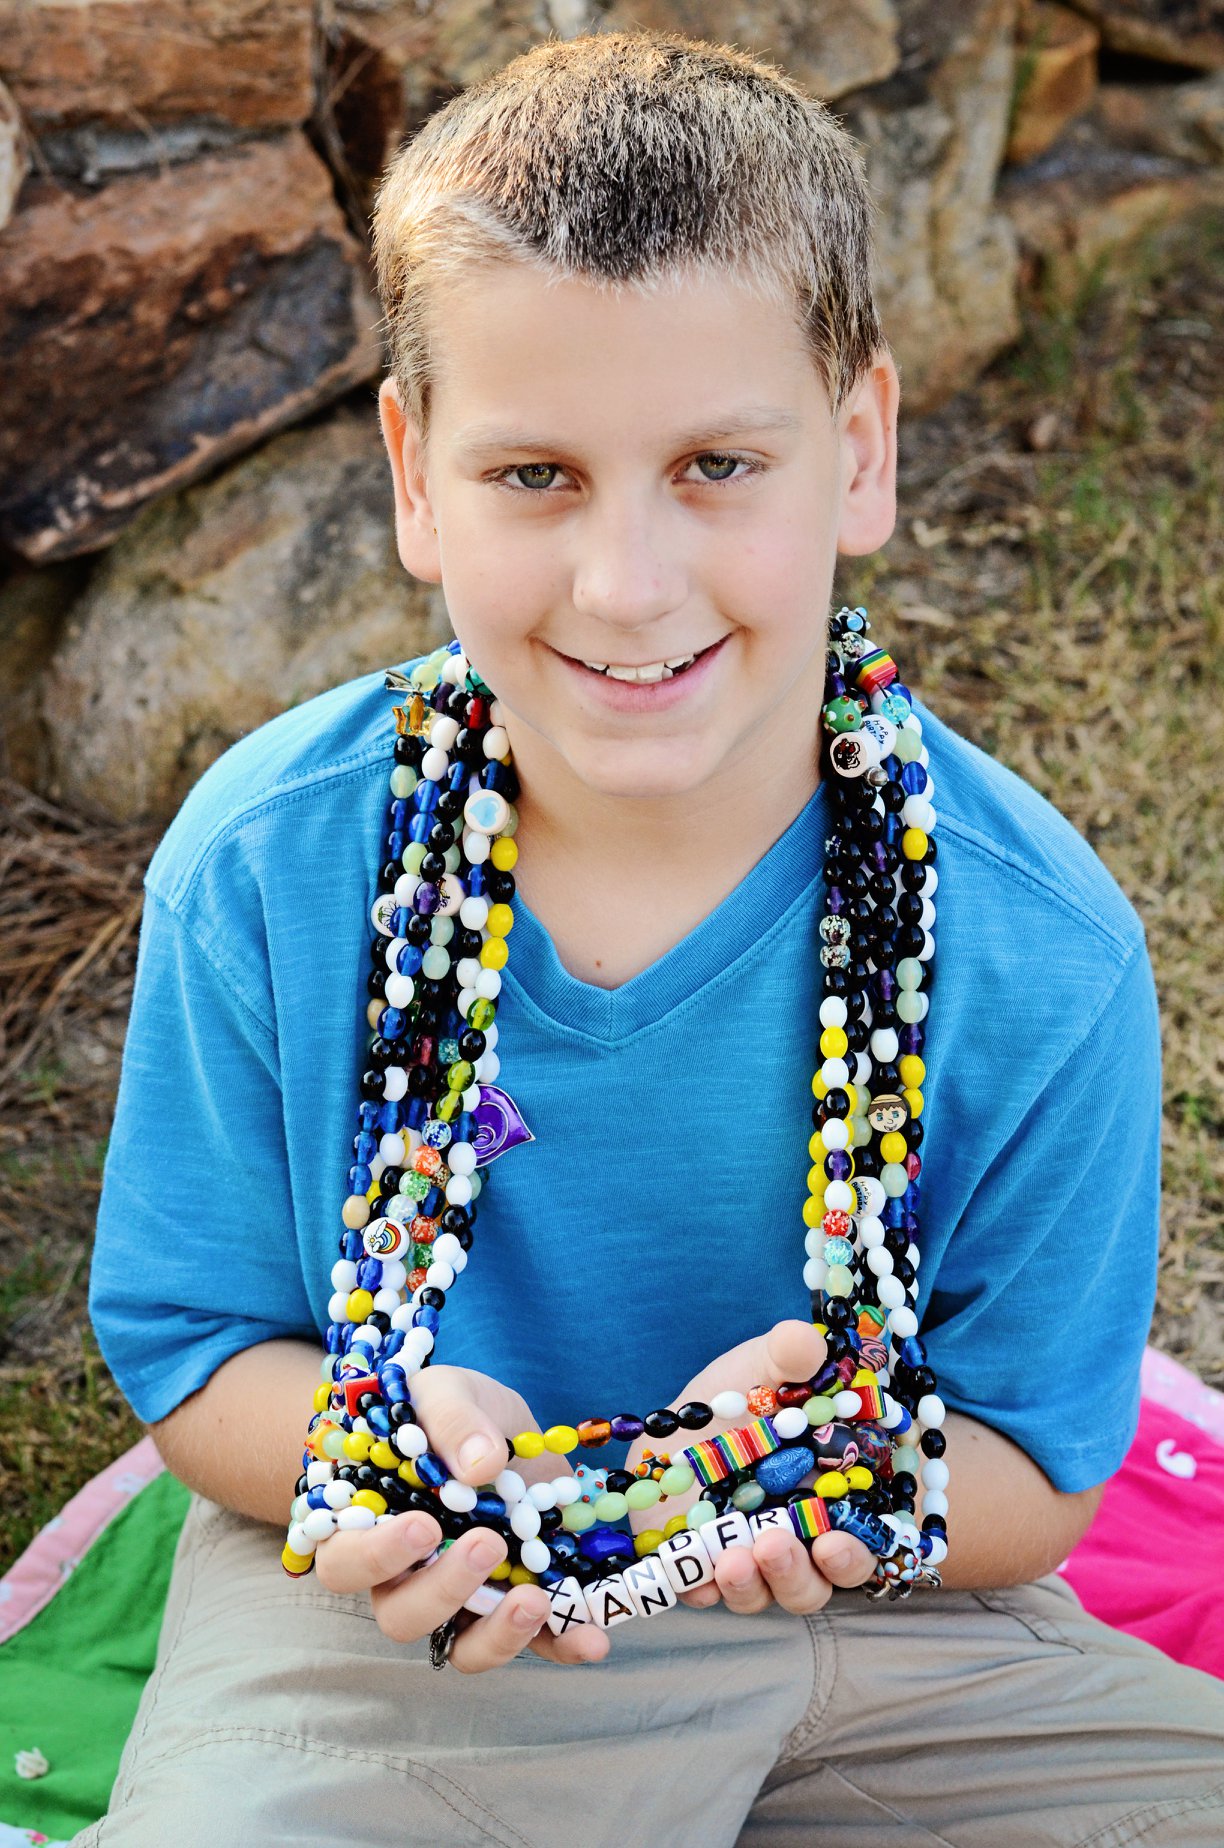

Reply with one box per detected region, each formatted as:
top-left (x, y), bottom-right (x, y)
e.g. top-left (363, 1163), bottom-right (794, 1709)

top-left (835, 352), bottom-right (900, 560)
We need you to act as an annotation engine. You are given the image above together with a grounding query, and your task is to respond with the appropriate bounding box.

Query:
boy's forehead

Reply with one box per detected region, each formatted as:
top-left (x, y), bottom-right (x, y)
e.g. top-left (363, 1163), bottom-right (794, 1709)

top-left (428, 261), bottom-right (834, 446)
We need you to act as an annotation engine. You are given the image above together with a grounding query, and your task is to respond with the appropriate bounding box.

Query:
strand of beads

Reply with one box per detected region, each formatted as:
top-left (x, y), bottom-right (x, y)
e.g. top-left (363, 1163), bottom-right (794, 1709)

top-left (283, 619), bottom-right (946, 1620)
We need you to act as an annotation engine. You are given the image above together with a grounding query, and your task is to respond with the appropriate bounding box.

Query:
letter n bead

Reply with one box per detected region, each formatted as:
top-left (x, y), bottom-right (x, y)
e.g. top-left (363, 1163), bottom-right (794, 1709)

top-left (621, 1555), bottom-right (678, 1619)
top-left (545, 1575), bottom-right (592, 1639)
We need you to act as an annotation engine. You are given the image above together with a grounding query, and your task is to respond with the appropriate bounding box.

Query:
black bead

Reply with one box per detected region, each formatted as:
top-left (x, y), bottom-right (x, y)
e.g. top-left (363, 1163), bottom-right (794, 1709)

top-left (393, 736), bottom-right (419, 766)
top-left (897, 892), bottom-right (923, 925)
top-left (454, 927), bottom-right (484, 959)
top-left (367, 967), bottom-right (387, 998)
top-left (380, 1167), bottom-right (403, 1195)
top-left (677, 1400), bottom-right (713, 1430)
top-left (881, 781), bottom-right (906, 812)
top-left (643, 1407), bottom-right (680, 1438)
top-left (907, 1118), bottom-right (924, 1150)
top-left (603, 1470), bottom-right (634, 1494)
top-left (418, 1286), bottom-right (446, 1310)
top-left (822, 1089), bottom-right (851, 1118)
top-left (368, 1037), bottom-right (396, 1067)
top-left (436, 791), bottom-right (465, 823)
top-left (295, 1473), bottom-right (310, 1497)
top-left (893, 1257), bottom-right (916, 1291)
top-left (898, 925), bottom-right (926, 958)
top-left (920, 1428), bottom-right (946, 1459)
top-left (824, 1299), bottom-right (854, 1328)
top-left (486, 869), bottom-right (516, 904)
top-left (419, 851), bottom-right (447, 882)
top-left (458, 1029), bottom-right (486, 1060)
top-left (440, 1206), bottom-right (471, 1237)
top-left (909, 1366), bottom-right (937, 1396)
top-left (891, 1471), bottom-right (917, 1499)
top-left (407, 1065), bottom-right (432, 1097)
top-left (388, 1402), bottom-right (416, 1428)
top-left (428, 822), bottom-right (456, 852)
top-left (359, 1068), bottom-right (385, 1100)
top-left (379, 860), bottom-right (401, 889)
top-left (922, 1513), bottom-right (948, 1534)
top-left (855, 1147), bottom-right (882, 1177)
top-left (406, 914), bottom-right (433, 945)
top-left (900, 862), bottom-right (926, 892)
top-left (874, 1064), bottom-right (901, 1092)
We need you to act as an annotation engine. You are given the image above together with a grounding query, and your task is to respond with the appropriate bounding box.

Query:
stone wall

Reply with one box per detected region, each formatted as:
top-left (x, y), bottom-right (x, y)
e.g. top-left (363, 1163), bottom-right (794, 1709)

top-left (1, 0), bottom-right (1220, 819)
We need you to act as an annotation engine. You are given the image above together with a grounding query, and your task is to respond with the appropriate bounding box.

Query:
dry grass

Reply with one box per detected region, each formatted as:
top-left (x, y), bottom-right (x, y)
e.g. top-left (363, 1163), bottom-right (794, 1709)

top-left (1, 208), bottom-right (1220, 1574)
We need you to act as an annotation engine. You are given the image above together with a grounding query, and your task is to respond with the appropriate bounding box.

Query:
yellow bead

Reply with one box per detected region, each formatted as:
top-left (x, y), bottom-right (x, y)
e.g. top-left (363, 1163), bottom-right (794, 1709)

top-left (508, 1564), bottom-right (538, 1587)
top-left (368, 1441), bottom-right (398, 1470)
top-left (905, 1086), bottom-right (924, 1119)
top-left (312, 1384), bottom-right (331, 1413)
top-left (814, 1470), bottom-right (850, 1498)
top-left (352, 1489), bottom-right (387, 1516)
top-left (543, 1424), bottom-right (579, 1455)
top-left (281, 1545), bottom-right (314, 1575)
top-left (513, 1430), bottom-right (545, 1459)
top-left (902, 827), bottom-right (928, 861)
top-left (634, 1529), bottom-right (665, 1556)
top-left (819, 1026), bottom-right (848, 1059)
top-left (480, 936), bottom-right (509, 970)
top-left (879, 1131), bottom-right (908, 1165)
top-left (398, 1461), bottom-right (422, 1488)
top-left (490, 837), bottom-right (518, 871)
top-left (486, 903), bottom-right (514, 938)
top-left (899, 1054), bottom-right (926, 1088)
top-left (346, 1288), bottom-right (374, 1323)
top-left (341, 1194), bottom-right (370, 1230)
top-left (489, 1558), bottom-right (512, 1580)
top-left (811, 1072), bottom-right (828, 1100)
top-left (809, 1131), bottom-right (825, 1161)
top-left (846, 1466), bottom-right (874, 1490)
top-left (663, 1514), bottom-right (690, 1540)
top-left (806, 1163), bottom-right (826, 1196)
top-left (802, 1195), bottom-right (823, 1229)
top-left (850, 1367), bottom-right (877, 1388)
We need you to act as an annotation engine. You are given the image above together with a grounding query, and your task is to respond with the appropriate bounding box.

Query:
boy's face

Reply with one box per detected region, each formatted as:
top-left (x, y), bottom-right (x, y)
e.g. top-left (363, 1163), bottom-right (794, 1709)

top-left (379, 262), bottom-right (897, 806)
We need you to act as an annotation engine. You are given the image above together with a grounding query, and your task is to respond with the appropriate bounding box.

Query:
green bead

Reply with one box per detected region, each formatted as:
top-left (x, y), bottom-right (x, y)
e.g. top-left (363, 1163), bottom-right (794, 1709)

top-left (444, 844), bottom-right (462, 873)
top-left (468, 998), bottom-right (495, 1029)
top-left (561, 1501), bottom-right (597, 1533)
top-left (731, 1481), bottom-right (766, 1512)
top-left (625, 1479), bottom-right (662, 1511)
top-left (321, 1429), bottom-right (346, 1459)
top-left (435, 1092), bottom-right (460, 1121)
top-left (422, 946), bottom-right (451, 981)
top-left (804, 1395), bottom-right (836, 1426)
top-left (881, 1163), bottom-right (909, 1197)
top-left (430, 916), bottom-right (454, 945)
top-left (411, 1243), bottom-right (433, 1268)
top-left (593, 1492), bottom-right (628, 1522)
top-left (502, 803), bottom-right (520, 839)
top-left (399, 1172), bottom-right (430, 1201)
top-left (823, 695), bottom-right (862, 735)
top-left (446, 1059), bottom-right (475, 1093)
top-left (896, 957), bottom-right (924, 991)
top-left (291, 1494), bottom-right (310, 1523)
top-left (389, 765), bottom-right (417, 798)
top-left (893, 725), bottom-right (922, 762)
top-left (320, 1358), bottom-right (336, 1381)
top-left (686, 1500), bottom-right (718, 1530)
top-left (403, 841), bottom-right (427, 874)
top-left (660, 1463), bottom-right (695, 1497)
top-left (897, 991), bottom-right (925, 1024)
top-left (826, 1262), bottom-right (854, 1297)
top-left (892, 1446), bottom-right (921, 1478)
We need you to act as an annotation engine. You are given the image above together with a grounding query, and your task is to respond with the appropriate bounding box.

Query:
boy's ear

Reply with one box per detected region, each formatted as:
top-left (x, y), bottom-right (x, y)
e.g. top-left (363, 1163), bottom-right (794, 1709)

top-left (835, 350), bottom-right (900, 559)
top-left (377, 375), bottom-right (442, 582)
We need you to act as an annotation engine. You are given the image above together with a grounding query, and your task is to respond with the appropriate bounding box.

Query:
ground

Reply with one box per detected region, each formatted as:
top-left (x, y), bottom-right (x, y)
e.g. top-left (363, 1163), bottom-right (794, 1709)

top-left (1, 209), bottom-right (1220, 1574)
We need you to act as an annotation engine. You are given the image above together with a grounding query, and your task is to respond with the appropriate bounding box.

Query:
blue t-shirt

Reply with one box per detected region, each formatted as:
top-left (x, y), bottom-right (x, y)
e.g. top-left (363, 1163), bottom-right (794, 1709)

top-left (89, 656), bottom-right (1162, 1495)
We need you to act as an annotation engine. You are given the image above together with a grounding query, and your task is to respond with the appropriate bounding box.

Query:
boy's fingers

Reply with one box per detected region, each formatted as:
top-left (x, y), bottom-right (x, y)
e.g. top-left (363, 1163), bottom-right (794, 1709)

top-left (370, 1525), bottom-right (508, 1643)
top-left (810, 1531), bottom-right (878, 1588)
top-left (754, 1532), bottom-right (835, 1614)
top-left (407, 1364), bottom-right (520, 1486)
top-left (447, 1590), bottom-right (611, 1673)
top-left (313, 1511), bottom-right (441, 1595)
top-left (713, 1544), bottom-right (773, 1615)
top-left (758, 1318), bottom-right (829, 1390)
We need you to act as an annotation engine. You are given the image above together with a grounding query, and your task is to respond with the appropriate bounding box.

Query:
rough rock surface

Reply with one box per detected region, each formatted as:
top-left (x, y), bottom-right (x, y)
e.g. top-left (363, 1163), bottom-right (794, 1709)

top-left (0, 78), bottom-right (28, 228)
top-left (1061, 0), bottom-right (1224, 71)
top-left (0, 134), bottom-right (383, 564)
top-left (40, 401), bottom-right (450, 823)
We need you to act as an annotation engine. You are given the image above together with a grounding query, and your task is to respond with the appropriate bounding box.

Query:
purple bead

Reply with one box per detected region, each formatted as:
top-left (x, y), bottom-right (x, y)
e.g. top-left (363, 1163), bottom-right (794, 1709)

top-left (877, 970), bottom-right (896, 1002)
top-left (610, 1414), bottom-right (644, 1441)
top-left (828, 887), bottom-right (844, 913)
top-left (827, 1150), bottom-right (852, 1180)
top-left (900, 1025), bottom-right (923, 1054)
top-left (413, 883), bottom-right (441, 915)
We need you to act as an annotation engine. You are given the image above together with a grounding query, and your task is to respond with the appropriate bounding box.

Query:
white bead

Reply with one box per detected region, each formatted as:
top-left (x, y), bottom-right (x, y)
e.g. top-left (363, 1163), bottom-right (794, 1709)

top-left (483, 725), bottom-right (510, 759)
top-left (393, 872), bottom-right (420, 908)
top-left (918, 930), bottom-right (935, 962)
top-left (832, 1390), bottom-right (862, 1420)
top-left (378, 1132), bottom-right (406, 1166)
top-left (456, 986), bottom-right (477, 1020)
top-left (917, 1393), bottom-right (946, 1429)
top-left (699, 1509), bottom-right (753, 1562)
top-left (866, 1246), bottom-right (894, 1276)
top-left (384, 935), bottom-right (408, 973)
top-left (380, 1258), bottom-right (407, 1292)
top-left (520, 1537), bottom-right (552, 1575)
top-left (819, 996), bottom-right (848, 1028)
top-left (920, 898), bottom-right (936, 930)
top-left (921, 865), bottom-right (938, 896)
top-left (870, 1027), bottom-right (899, 1062)
top-left (302, 1509), bottom-right (337, 1541)
top-left (420, 746), bottom-right (449, 783)
top-left (551, 1476), bottom-right (583, 1507)
top-left (321, 1479), bottom-right (354, 1511)
top-left (462, 1085), bottom-right (482, 1113)
top-left (431, 1232), bottom-right (462, 1267)
top-left (495, 1468), bottom-right (526, 1505)
top-left (852, 1050), bottom-right (873, 1087)
top-left (475, 1051), bottom-right (501, 1083)
top-left (921, 1458), bottom-right (950, 1491)
top-left (711, 1390), bottom-right (748, 1420)
top-left (876, 1275), bottom-right (906, 1309)
top-left (906, 1243), bottom-right (921, 1269)
top-left (621, 1555), bottom-right (678, 1620)
top-left (820, 1057), bottom-right (850, 1090)
top-left (527, 1480), bottom-right (557, 1511)
top-left (922, 1489), bottom-right (949, 1517)
top-left (474, 968), bottom-right (502, 999)
top-left (888, 1306), bottom-right (919, 1339)
top-left (382, 1066), bottom-right (408, 1101)
top-left (880, 1394), bottom-right (906, 1430)
top-left (510, 1499), bottom-right (541, 1540)
top-left (464, 830), bottom-right (491, 864)
top-left (424, 1261), bottom-right (455, 1291)
top-left (803, 1257), bottom-right (828, 1291)
top-left (445, 1173), bottom-right (473, 1207)
top-left (823, 1180), bottom-right (854, 1213)
top-left (820, 1118), bottom-right (850, 1151)
top-left (484, 1023), bottom-right (498, 1049)
top-left (901, 795), bottom-right (935, 832)
top-left (655, 1529), bottom-right (716, 1596)
top-left (440, 1479), bottom-right (478, 1512)
top-left (331, 1260), bottom-right (359, 1292)
top-left (306, 1460), bottom-right (334, 1487)
top-left (372, 1288), bottom-right (402, 1315)
top-left (430, 715), bottom-right (460, 751)
top-left (925, 1534), bottom-right (948, 1566)
top-left (545, 1576), bottom-right (592, 1638)
top-left (327, 1290), bottom-right (349, 1323)
top-left (336, 1505), bottom-right (377, 1533)
top-left (584, 1573), bottom-right (636, 1630)
top-left (858, 1215), bottom-right (885, 1248)
top-left (456, 958), bottom-right (481, 989)
top-left (772, 1407), bottom-right (808, 1440)
top-left (384, 973), bottom-right (415, 1009)
top-left (459, 895), bottom-right (490, 930)
top-left (287, 1522), bottom-right (317, 1555)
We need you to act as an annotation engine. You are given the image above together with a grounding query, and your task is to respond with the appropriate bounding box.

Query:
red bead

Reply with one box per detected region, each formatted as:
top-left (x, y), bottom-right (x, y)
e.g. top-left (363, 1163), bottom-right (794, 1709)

top-left (823, 1209), bottom-right (852, 1238)
top-left (905, 1151), bottom-right (922, 1179)
top-left (747, 1386), bottom-right (778, 1417)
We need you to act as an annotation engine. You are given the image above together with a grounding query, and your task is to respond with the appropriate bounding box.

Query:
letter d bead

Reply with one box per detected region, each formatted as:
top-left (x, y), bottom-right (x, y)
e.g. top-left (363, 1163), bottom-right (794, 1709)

top-left (656, 1528), bottom-right (716, 1596)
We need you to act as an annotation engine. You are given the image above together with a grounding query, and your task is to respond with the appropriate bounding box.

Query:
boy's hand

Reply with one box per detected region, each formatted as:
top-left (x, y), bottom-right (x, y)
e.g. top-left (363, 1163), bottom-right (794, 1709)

top-left (624, 1319), bottom-right (877, 1616)
top-left (313, 1363), bottom-right (610, 1671)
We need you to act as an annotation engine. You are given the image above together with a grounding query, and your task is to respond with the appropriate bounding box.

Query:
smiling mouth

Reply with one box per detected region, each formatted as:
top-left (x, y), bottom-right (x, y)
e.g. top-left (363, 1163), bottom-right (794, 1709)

top-left (557, 639), bottom-right (723, 683)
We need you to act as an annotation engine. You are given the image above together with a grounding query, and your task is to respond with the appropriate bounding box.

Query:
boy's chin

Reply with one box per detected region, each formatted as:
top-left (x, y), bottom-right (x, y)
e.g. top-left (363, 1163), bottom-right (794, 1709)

top-left (556, 736), bottom-right (724, 802)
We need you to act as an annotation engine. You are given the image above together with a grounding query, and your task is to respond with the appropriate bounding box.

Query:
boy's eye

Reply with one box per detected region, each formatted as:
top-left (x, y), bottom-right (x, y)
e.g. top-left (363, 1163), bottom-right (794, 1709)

top-left (488, 452), bottom-right (762, 494)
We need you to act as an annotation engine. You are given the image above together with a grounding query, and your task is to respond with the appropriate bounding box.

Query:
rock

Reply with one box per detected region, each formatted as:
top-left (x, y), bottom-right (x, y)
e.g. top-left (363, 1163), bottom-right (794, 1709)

top-left (1059, 0), bottom-right (1224, 72)
top-left (1094, 70), bottom-right (1224, 165)
top-left (1005, 2), bottom-right (1100, 168)
top-left (0, 78), bottom-right (28, 228)
top-left (840, 0), bottom-right (1022, 411)
top-left (998, 96), bottom-right (1224, 303)
top-left (0, 557), bottom-right (91, 787)
top-left (0, 0), bottom-right (314, 159)
top-left (39, 400), bottom-right (451, 822)
top-left (0, 133), bottom-right (383, 564)
top-left (597, 0), bottom-right (900, 102)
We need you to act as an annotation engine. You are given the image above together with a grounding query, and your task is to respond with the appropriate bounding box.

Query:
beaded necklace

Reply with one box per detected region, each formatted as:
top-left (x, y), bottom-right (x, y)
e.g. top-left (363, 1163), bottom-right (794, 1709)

top-left (282, 605), bottom-right (948, 1634)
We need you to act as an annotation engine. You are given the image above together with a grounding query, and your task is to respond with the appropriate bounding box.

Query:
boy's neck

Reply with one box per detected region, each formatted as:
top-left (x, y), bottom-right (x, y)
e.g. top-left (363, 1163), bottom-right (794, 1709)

top-left (505, 660), bottom-right (826, 989)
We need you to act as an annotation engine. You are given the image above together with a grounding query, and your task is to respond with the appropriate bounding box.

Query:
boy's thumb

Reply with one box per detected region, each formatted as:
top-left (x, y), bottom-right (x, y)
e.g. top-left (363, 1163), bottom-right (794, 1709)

top-left (758, 1318), bottom-right (828, 1389)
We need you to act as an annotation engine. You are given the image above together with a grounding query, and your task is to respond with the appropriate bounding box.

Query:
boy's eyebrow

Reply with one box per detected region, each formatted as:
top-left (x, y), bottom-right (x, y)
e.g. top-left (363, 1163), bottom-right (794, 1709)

top-left (452, 404), bottom-right (802, 460)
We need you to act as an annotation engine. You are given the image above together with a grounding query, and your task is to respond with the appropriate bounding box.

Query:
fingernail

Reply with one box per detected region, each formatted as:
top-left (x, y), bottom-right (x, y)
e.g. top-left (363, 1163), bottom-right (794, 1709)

top-left (471, 1537), bottom-right (502, 1570)
top-left (459, 1435), bottom-right (493, 1472)
top-left (758, 1537), bottom-right (792, 1568)
top-left (723, 1555), bottom-right (754, 1586)
top-left (513, 1599), bottom-right (546, 1629)
top-left (824, 1546), bottom-right (853, 1572)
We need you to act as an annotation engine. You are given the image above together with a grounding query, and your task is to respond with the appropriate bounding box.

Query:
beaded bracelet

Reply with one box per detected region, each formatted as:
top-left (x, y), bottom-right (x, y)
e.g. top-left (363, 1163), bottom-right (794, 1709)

top-left (281, 606), bottom-right (948, 1628)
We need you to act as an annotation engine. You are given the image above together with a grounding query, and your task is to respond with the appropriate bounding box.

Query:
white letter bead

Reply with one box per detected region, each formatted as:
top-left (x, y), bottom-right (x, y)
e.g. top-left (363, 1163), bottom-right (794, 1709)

top-left (699, 1509), bottom-right (753, 1562)
top-left (656, 1529), bottom-right (716, 1595)
top-left (621, 1555), bottom-right (678, 1619)
top-left (748, 1507), bottom-right (792, 1537)
top-left (917, 1394), bottom-right (946, 1429)
top-left (711, 1390), bottom-right (748, 1420)
top-left (771, 1407), bottom-right (809, 1441)
top-left (584, 1574), bottom-right (636, 1629)
top-left (545, 1576), bottom-right (592, 1637)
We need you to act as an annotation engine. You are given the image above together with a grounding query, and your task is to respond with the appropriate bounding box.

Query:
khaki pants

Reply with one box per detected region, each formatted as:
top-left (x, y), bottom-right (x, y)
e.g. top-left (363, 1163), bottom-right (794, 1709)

top-left (74, 1493), bottom-right (1224, 1847)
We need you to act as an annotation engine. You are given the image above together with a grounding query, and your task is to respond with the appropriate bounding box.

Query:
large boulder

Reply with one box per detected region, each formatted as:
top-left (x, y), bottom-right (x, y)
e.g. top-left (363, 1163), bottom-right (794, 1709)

top-left (1060, 0), bottom-right (1224, 71)
top-left (0, 78), bottom-right (28, 227)
top-left (0, 134), bottom-right (382, 564)
top-left (40, 400), bottom-right (450, 822)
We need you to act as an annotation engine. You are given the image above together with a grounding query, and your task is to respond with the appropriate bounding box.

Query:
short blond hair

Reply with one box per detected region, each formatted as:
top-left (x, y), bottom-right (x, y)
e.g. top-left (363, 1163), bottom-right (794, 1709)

top-left (371, 28), bottom-right (888, 457)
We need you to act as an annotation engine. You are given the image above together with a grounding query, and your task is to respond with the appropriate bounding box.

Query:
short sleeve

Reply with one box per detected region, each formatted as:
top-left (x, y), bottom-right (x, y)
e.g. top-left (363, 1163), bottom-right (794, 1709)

top-left (89, 887), bottom-right (316, 1425)
top-left (918, 935), bottom-right (1162, 1493)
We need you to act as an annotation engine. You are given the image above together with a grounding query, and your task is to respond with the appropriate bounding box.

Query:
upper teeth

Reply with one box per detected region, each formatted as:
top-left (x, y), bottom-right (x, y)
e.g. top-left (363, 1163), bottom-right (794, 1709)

top-left (580, 654), bottom-right (696, 682)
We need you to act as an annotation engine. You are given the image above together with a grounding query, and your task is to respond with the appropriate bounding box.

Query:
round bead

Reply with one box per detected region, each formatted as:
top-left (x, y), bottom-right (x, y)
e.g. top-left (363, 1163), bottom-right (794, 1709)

top-left (771, 1407), bottom-right (809, 1441)
top-left (543, 1424), bottom-right (579, 1454)
top-left (520, 1537), bottom-right (551, 1575)
top-left (512, 1431), bottom-right (545, 1459)
top-left (818, 997), bottom-right (848, 1029)
top-left (917, 1394), bottom-right (946, 1429)
top-left (804, 1395), bottom-right (836, 1425)
top-left (659, 1463), bottom-right (695, 1497)
top-left (711, 1390), bottom-right (748, 1420)
top-left (889, 1306), bottom-right (919, 1338)
top-left (341, 1194), bottom-right (370, 1230)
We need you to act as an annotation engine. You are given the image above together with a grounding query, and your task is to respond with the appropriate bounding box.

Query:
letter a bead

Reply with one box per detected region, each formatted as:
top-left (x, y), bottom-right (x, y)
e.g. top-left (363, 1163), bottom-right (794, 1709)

top-left (584, 1572), bottom-right (636, 1629)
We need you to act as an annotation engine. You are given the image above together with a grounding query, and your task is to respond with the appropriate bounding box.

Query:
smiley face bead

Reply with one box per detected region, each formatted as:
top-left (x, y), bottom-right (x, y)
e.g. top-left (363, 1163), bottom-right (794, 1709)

top-left (868, 1094), bottom-right (910, 1136)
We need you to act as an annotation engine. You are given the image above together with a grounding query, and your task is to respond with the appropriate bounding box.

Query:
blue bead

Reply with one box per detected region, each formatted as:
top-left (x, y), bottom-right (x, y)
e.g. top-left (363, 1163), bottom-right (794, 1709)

top-left (474, 1492), bottom-right (508, 1521)
top-left (448, 763), bottom-right (467, 792)
top-left (468, 866), bottom-right (485, 896)
top-left (341, 1229), bottom-right (364, 1262)
top-left (390, 798), bottom-right (412, 830)
top-left (396, 943), bottom-right (423, 975)
top-left (367, 1406), bottom-right (391, 1437)
top-left (415, 1450), bottom-right (448, 1489)
top-left (382, 1331), bottom-right (405, 1360)
top-left (326, 1326), bottom-right (343, 1353)
top-left (358, 1101), bottom-right (380, 1131)
top-left (391, 907), bottom-right (413, 938)
top-left (379, 1100), bottom-right (402, 1133)
top-left (538, 1568), bottom-right (566, 1590)
top-left (884, 813), bottom-right (901, 844)
top-left (409, 813), bottom-right (431, 844)
top-left (354, 1130), bottom-right (378, 1163)
top-left (827, 1499), bottom-right (891, 1551)
top-left (339, 1325), bottom-right (355, 1353)
top-left (551, 1533), bottom-right (579, 1560)
top-left (348, 1163), bottom-right (372, 1194)
top-left (898, 1336), bottom-right (927, 1369)
top-left (455, 1112), bottom-right (474, 1142)
top-left (900, 762), bottom-right (928, 795)
top-left (413, 1306), bottom-right (440, 1333)
top-left (417, 781), bottom-right (439, 813)
top-left (406, 1097), bottom-right (427, 1129)
top-left (754, 1445), bottom-right (815, 1496)
top-left (378, 1007), bottom-right (408, 1039)
top-left (891, 1406), bottom-right (912, 1436)
top-left (306, 1487), bottom-right (330, 1510)
top-left (579, 1526), bottom-right (636, 1564)
top-left (422, 1186), bottom-right (443, 1217)
top-left (386, 831), bottom-right (407, 860)
top-left (356, 1257), bottom-right (382, 1291)
top-left (884, 1199), bottom-right (905, 1227)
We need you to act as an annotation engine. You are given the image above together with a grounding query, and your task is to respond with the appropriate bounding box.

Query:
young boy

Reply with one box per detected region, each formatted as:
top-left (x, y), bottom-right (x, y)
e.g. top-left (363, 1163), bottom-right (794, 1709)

top-left (78, 28), bottom-right (1224, 1848)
